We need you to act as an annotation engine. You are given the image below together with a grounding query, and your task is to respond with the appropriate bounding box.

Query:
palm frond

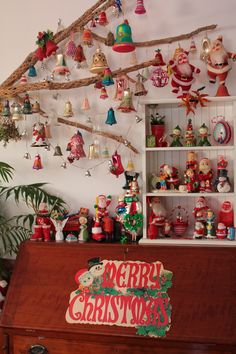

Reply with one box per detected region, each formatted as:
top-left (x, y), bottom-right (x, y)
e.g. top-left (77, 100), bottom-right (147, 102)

top-left (0, 162), bottom-right (14, 183)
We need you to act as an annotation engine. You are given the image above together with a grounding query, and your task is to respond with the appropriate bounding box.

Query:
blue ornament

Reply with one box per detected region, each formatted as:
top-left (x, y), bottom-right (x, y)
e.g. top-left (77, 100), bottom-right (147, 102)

top-left (105, 108), bottom-right (117, 125)
top-left (28, 65), bottom-right (37, 77)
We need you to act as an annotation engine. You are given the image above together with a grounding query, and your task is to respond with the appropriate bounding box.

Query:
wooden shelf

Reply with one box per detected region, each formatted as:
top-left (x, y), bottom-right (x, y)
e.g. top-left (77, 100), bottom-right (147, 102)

top-left (146, 192), bottom-right (235, 197)
top-left (145, 146), bottom-right (234, 152)
top-left (139, 238), bottom-right (236, 246)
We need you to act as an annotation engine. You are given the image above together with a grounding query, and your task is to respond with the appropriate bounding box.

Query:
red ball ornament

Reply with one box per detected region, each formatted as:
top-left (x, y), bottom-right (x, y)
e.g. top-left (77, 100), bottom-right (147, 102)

top-left (150, 68), bottom-right (169, 87)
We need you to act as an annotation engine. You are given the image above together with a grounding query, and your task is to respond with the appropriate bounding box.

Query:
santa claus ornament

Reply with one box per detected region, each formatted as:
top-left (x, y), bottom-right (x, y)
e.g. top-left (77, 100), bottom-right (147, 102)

top-left (67, 130), bottom-right (86, 163)
top-left (207, 35), bottom-right (236, 96)
top-left (169, 47), bottom-right (200, 97)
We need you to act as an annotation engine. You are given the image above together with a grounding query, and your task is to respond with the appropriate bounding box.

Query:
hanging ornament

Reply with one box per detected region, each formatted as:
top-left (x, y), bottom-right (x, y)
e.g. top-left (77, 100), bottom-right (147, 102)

top-left (85, 170), bottom-right (92, 177)
top-left (35, 30), bottom-right (58, 61)
top-left (45, 143), bottom-right (51, 151)
top-left (114, 76), bottom-right (128, 100)
top-left (19, 75), bottom-right (27, 85)
top-left (61, 162), bottom-right (67, 169)
top-left (22, 94), bottom-right (32, 115)
top-left (98, 11), bottom-right (109, 26)
top-left (31, 101), bottom-right (41, 114)
top-left (88, 144), bottom-right (99, 159)
top-left (141, 67), bottom-right (150, 81)
top-left (64, 101), bottom-right (74, 117)
top-left (44, 122), bottom-right (52, 139)
top-left (134, 73), bottom-right (148, 96)
top-left (102, 67), bottom-right (114, 86)
top-left (153, 49), bottom-right (166, 66)
top-left (33, 154), bottom-right (43, 170)
top-left (105, 108), bottom-right (117, 125)
top-left (23, 152), bottom-right (31, 160)
top-left (81, 97), bottom-right (90, 110)
top-left (65, 32), bottom-right (77, 58)
top-left (53, 145), bottom-right (63, 156)
top-left (126, 159), bottom-right (135, 171)
top-left (135, 115), bottom-right (142, 123)
top-left (101, 146), bottom-right (110, 158)
top-left (113, 20), bottom-right (135, 53)
top-left (135, 0), bottom-right (146, 14)
top-left (113, 0), bottom-right (122, 17)
top-left (90, 18), bottom-right (97, 28)
top-left (100, 86), bottom-right (108, 99)
top-left (150, 67), bottom-right (169, 88)
top-left (67, 130), bottom-right (86, 163)
top-left (130, 51), bottom-right (138, 65)
top-left (31, 122), bottom-right (48, 147)
top-left (109, 151), bottom-right (124, 178)
top-left (82, 28), bottom-right (93, 47)
top-left (94, 81), bottom-right (103, 89)
top-left (189, 38), bottom-right (197, 53)
top-left (53, 54), bottom-right (70, 79)
top-left (200, 35), bottom-right (211, 62)
top-left (28, 65), bottom-right (37, 77)
top-left (90, 48), bottom-right (108, 74)
top-left (11, 103), bottom-right (23, 121)
top-left (73, 44), bottom-right (86, 66)
top-left (117, 88), bottom-right (136, 113)
top-left (57, 18), bottom-right (64, 33)
top-left (2, 100), bottom-right (11, 117)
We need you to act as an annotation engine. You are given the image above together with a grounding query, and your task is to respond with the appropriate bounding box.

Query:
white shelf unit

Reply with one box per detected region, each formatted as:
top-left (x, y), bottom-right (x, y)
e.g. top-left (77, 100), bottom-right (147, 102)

top-left (139, 96), bottom-right (236, 246)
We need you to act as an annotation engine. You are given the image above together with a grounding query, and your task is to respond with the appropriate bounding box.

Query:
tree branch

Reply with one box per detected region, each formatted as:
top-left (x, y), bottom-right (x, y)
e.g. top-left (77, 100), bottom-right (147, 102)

top-left (57, 117), bottom-right (139, 154)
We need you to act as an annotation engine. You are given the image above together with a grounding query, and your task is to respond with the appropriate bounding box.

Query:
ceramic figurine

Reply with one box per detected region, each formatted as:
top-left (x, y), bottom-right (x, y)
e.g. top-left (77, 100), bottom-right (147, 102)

top-left (94, 195), bottom-right (112, 220)
top-left (198, 158), bottom-right (213, 192)
top-left (216, 223), bottom-right (227, 239)
top-left (147, 197), bottom-right (167, 239)
top-left (206, 209), bottom-right (216, 239)
top-left (186, 151), bottom-right (198, 172)
top-left (170, 125), bottom-right (183, 147)
top-left (218, 201), bottom-right (234, 228)
top-left (192, 196), bottom-right (209, 224)
top-left (78, 216), bottom-right (89, 242)
top-left (50, 218), bottom-right (69, 242)
top-left (163, 220), bottom-right (172, 237)
top-left (160, 164), bottom-right (179, 190)
top-left (193, 221), bottom-right (205, 239)
top-left (198, 123), bottom-right (211, 146)
top-left (184, 168), bottom-right (199, 193)
top-left (184, 119), bottom-right (196, 147)
top-left (102, 216), bottom-right (114, 242)
top-left (215, 156), bottom-right (231, 193)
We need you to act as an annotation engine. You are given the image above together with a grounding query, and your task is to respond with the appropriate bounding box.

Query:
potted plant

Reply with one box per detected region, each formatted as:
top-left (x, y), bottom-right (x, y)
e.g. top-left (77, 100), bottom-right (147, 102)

top-left (150, 112), bottom-right (165, 147)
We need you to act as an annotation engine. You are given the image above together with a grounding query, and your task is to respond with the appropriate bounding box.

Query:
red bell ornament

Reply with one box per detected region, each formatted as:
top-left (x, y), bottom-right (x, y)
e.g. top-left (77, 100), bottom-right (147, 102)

top-left (109, 151), bottom-right (124, 178)
top-left (100, 87), bottom-right (108, 99)
top-left (33, 154), bottom-right (43, 170)
top-left (153, 49), bottom-right (166, 66)
top-left (135, 0), bottom-right (146, 14)
top-left (73, 44), bottom-right (86, 64)
top-left (35, 46), bottom-right (46, 61)
top-left (98, 11), bottom-right (109, 26)
top-left (45, 39), bottom-right (58, 57)
top-left (82, 28), bottom-right (93, 47)
top-left (65, 32), bottom-right (76, 58)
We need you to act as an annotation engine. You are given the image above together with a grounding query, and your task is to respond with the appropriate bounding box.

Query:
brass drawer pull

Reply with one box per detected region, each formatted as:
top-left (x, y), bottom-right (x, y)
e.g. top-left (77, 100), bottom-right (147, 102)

top-left (28, 344), bottom-right (48, 354)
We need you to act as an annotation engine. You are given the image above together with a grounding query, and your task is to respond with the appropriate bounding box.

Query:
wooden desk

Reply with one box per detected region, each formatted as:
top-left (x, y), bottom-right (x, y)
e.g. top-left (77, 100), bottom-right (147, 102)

top-left (1, 241), bottom-right (235, 353)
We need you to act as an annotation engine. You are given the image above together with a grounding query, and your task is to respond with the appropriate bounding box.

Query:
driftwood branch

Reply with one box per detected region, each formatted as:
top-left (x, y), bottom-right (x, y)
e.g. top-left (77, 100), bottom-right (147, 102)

top-left (58, 117), bottom-right (139, 154)
top-left (0, 0), bottom-right (115, 89)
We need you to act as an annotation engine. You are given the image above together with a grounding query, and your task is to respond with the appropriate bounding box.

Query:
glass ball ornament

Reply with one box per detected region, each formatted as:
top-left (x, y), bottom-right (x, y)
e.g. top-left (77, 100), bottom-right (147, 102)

top-left (150, 67), bottom-right (169, 88)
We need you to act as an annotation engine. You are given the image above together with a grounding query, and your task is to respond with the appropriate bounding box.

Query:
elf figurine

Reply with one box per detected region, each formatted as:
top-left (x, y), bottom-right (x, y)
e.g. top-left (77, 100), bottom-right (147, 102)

top-left (170, 125), bottom-right (183, 147)
top-left (198, 123), bottom-right (211, 146)
top-left (198, 158), bottom-right (213, 192)
top-left (184, 168), bottom-right (199, 193)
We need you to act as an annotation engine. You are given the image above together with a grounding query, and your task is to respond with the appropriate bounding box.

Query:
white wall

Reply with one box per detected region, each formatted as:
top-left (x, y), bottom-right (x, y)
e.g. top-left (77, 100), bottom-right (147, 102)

top-left (0, 0), bottom-right (236, 217)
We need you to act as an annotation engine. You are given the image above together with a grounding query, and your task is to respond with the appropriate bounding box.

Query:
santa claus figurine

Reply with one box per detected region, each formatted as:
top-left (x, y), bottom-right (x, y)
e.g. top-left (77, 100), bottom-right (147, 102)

top-left (218, 201), bottom-right (234, 228)
top-left (192, 196), bottom-right (209, 224)
top-left (207, 35), bottom-right (236, 96)
top-left (198, 158), bottom-right (213, 192)
top-left (193, 221), bottom-right (205, 239)
top-left (169, 47), bottom-right (200, 97)
top-left (147, 197), bottom-right (167, 239)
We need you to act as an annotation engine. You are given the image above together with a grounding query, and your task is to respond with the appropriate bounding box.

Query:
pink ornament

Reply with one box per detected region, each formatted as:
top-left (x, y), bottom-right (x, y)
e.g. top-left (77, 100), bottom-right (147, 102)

top-left (67, 130), bottom-right (86, 163)
top-left (33, 154), bottom-right (43, 170)
top-left (135, 0), bottom-right (146, 14)
top-left (150, 67), bottom-right (169, 87)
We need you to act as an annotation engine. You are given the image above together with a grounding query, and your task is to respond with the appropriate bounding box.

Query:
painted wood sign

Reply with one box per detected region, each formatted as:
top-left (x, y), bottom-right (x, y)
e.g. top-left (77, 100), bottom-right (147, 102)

top-left (66, 257), bottom-right (173, 338)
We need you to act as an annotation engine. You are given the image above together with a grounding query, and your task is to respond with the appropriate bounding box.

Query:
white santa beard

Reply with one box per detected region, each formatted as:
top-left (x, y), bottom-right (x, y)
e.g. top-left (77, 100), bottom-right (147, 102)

top-left (152, 203), bottom-right (167, 217)
top-left (210, 48), bottom-right (228, 65)
top-left (176, 63), bottom-right (192, 77)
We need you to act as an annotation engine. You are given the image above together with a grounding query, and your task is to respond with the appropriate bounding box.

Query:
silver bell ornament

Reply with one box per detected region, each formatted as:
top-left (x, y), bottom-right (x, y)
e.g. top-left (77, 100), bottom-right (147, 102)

top-left (53, 145), bottom-right (63, 156)
top-left (61, 162), bottom-right (67, 169)
top-left (11, 103), bottom-right (23, 121)
top-left (23, 152), bottom-right (31, 160)
top-left (85, 170), bottom-right (92, 177)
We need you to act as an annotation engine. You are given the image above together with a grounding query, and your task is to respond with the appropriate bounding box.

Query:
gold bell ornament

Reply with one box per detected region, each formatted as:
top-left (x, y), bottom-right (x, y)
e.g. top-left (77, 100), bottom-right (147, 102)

top-left (90, 48), bottom-right (108, 74)
top-left (44, 122), bottom-right (52, 139)
top-left (88, 143), bottom-right (99, 159)
top-left (81, 97), bottom-right (90, 111)
top-left (64, 101), bottom-right (74, 118)
top-left (126, 159), bottom-right (135, 172)
top-left (53, 54), bottom-right (70, 80)
top-left (200, 35), bottom-right (211, 62)
top-left (117, 88), bottom-right (136, 113)
top-left (134, 73), bottom-right (148, 96)
top-left (31, 101), bottom-right (41, 113)
top-left (11, 102), bottom-right (23, 121)
top-left (114, 76), bottom-right (128, 100)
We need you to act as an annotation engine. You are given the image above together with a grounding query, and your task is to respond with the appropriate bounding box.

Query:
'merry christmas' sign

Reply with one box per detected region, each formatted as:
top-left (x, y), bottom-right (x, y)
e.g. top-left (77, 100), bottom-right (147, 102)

top-left (66, 257), bottom-right (173, 337)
